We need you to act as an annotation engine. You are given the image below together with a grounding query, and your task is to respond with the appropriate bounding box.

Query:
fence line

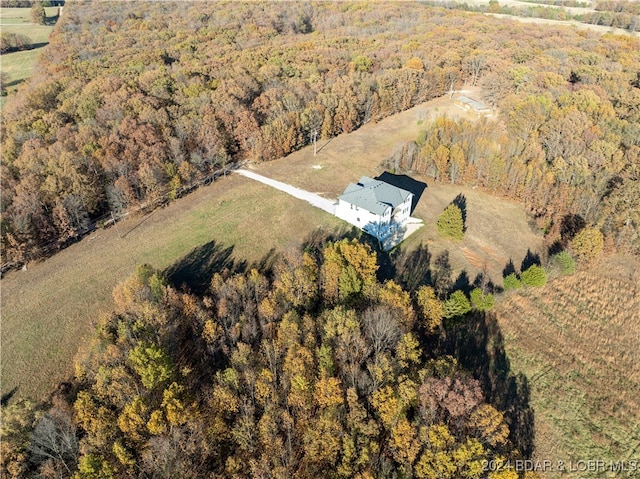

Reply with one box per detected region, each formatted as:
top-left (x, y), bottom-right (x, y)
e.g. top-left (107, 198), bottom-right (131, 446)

top-left (1, 162), bottom-right (242, 275)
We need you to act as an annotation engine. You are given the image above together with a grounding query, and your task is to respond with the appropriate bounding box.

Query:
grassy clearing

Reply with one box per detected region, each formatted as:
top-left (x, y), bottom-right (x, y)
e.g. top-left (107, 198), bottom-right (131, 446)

top-left (1, 175), bottom-right (344, 401)
top-left (0, 7), bottom-right (59, 24)
top-left (0, 7), bottom-right (57, 108)
top-left (494, 255), bottom-right (640, 478)
top-left (251, 91), bottom-right (543, 284)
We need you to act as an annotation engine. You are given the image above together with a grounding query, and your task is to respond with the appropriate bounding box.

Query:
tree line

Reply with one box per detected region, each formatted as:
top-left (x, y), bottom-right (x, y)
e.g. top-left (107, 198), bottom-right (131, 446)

top-left (1, 238), bottom-right (533, 479)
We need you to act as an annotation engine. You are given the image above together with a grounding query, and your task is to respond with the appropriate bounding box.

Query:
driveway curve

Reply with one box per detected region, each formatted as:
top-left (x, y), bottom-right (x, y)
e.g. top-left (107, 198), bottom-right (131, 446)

top-left (236, 169), bottom-right (336, 215)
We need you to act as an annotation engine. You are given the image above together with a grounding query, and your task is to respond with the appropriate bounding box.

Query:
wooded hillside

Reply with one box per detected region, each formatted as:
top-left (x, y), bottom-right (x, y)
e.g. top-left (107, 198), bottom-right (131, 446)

top-left (2, 1), bottom-right (638, 265)
top-left (1, 239), bottom-right (530, 478)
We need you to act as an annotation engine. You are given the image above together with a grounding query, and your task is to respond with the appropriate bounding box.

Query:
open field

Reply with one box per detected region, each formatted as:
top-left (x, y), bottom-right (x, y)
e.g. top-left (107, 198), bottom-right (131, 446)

top-left (0, 7), bottom-right (57, 108)
top-left (495, 255), bottom-right (640, 478)
top-left (430, 0), bottom-right (639, 36)
top-left (0, 175), bottom-right (345, 401)
top-left (251, 91), bottom-right (543, 284)
top-left (0, 7), bottom-right (59, 24)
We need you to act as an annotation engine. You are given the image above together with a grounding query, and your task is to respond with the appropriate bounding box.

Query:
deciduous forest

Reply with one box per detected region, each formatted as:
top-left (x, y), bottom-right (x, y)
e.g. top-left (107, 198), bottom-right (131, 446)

top-left (2, 239), bottom-right (532, 479)
top-left (2, 1), bottom-right (638, 266)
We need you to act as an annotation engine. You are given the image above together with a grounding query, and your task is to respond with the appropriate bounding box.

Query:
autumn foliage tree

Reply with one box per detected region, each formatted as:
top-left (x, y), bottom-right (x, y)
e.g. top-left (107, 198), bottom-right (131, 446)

top-left (30, 1), bottom-right (46, 25)
top-left (571, 226), bottom-right (605, 260)
top-left (2, 238), bottom-right (528, 477)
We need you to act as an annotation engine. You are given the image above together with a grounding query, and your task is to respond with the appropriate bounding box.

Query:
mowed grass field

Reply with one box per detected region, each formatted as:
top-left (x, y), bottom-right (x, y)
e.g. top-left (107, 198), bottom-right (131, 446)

top-left (495, 255), bottom-right (640, 478)
top-left (0, 7), bottom-right (58, 108)
top-left (1, 175), bottom-right (345, 401)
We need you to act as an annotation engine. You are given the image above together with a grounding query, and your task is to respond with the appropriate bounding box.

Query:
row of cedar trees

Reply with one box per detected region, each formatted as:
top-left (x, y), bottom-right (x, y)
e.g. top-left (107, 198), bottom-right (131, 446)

top-left (1, 239), bottom-right (530, 479)
top-left (2, 2), bottom-right (639, 264)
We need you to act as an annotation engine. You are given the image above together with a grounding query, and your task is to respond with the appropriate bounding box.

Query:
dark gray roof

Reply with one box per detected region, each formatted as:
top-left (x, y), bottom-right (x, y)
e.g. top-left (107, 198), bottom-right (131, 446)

top-left (339, 176), bottom-right (412, 216)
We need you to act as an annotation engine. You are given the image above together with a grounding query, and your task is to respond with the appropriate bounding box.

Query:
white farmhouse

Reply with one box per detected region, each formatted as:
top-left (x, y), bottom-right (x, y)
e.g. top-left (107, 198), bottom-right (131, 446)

top-left (335, 176), bottom-right (413, 241)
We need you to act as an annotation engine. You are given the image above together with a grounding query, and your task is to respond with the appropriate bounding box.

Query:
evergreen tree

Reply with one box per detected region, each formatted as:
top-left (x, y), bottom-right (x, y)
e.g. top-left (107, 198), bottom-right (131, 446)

top-left (551, 251), bottom-right (576, 275)
top-left (443, 290), bottom-right (471, 318)
top-left (520, 264), bottom-right (547, 287)
top-left (469, 288), bottom-right (494, 311)
top-left (503, 273), bottom-right (522, 290)
top-left (436, 204), bottom-right (465, 240)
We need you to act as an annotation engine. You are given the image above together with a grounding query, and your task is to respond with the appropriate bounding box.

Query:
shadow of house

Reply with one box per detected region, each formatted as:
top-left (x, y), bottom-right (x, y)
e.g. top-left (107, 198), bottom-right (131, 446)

top-left (374, 172), bottom-right (427, 214)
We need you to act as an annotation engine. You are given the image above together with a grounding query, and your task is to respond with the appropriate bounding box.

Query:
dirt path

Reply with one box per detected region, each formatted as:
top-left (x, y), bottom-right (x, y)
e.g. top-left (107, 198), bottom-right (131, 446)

top-left (236, 169), bottom-right (336, 214)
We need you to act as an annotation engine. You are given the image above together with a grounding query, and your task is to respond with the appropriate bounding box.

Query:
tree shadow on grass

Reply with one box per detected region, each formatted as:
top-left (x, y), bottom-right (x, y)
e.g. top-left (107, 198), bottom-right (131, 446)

top-left (1, 387), bottom-right (18, 407)
top-left (165, 240), bottom-right (237, 295)
top-left (390, 243), bottom-right (432, 291)
top-left (452, 269), bottom-right (472, 295)
top-left (432, 250), bottom-right (454, 298)
top-left (302, 225), bottom-right (361, 259)
top-left (560, 213), bottom-right (585, 244)
top-left (439, 311), bottom-right (535, 458)
top-left (503, 259), bottom-right (517, 278)
top-left (520, 249), bottom-right (541, 272)
top-left (452, 193), bottom-right (467, 230)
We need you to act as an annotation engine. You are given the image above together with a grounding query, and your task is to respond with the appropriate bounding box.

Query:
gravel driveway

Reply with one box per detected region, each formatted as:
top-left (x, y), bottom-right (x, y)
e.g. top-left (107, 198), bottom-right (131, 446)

top-left (236, 169), bottom-right (336, 215)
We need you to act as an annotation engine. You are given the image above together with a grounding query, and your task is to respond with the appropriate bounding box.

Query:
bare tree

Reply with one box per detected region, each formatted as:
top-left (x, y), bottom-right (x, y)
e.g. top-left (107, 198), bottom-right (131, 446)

top-left (362, 305), bottom-right (402, 357)
top-left (29, 410), bottom-right (78, 475)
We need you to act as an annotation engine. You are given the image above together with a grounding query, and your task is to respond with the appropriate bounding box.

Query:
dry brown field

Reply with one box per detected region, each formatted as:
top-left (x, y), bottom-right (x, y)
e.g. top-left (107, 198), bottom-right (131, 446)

top-left (494, 255), bottom-right (640, 477)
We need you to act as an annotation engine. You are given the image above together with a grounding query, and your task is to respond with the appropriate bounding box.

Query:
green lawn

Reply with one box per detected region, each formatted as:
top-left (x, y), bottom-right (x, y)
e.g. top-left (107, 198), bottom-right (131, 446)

top-left (1, 7), bottom-right (58, 109)
top-left (0, 175), bottom-right (345, 401)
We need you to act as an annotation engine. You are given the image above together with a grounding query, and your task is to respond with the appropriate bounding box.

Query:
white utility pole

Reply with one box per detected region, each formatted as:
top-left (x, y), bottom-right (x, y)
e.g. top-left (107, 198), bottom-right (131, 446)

top-left (313, 130), bottom-right (318, 156)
